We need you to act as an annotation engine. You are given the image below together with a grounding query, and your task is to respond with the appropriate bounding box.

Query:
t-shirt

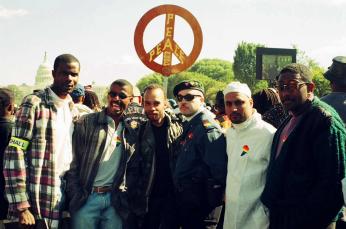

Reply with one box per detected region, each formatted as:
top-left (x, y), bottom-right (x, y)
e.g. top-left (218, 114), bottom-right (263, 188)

top-left (150, 119), bottom-right (174, 197)
top-left (93, 118), bottom-right (123, 187)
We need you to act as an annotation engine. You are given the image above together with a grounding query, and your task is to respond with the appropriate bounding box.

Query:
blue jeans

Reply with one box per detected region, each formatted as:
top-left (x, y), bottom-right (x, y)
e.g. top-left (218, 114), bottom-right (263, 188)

top-left (72, 192), bottom-right (122, 229)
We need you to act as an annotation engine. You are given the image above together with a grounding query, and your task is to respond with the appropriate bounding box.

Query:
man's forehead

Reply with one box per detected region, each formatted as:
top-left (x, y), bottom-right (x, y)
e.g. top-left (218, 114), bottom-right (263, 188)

top-left (144, 89), bottom-right (165, 100)
top-left (111, 84), bottom-right (130, 92)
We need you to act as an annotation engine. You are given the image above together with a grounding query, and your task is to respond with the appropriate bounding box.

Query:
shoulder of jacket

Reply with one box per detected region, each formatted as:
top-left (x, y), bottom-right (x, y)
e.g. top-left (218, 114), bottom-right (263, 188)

top-left (199, 112), bottom-right (219, 129)
top-left (76, 111), bottom-right (99, 125)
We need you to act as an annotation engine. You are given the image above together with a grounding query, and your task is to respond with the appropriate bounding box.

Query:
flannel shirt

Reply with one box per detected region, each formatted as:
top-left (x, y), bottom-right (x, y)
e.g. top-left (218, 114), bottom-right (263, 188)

top-left (3, 87), bottom-right (78, 228)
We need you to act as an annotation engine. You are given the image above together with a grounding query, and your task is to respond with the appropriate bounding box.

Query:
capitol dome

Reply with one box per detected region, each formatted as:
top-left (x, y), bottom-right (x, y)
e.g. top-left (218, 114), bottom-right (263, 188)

top-left (34, 52), bottom-right (52, 89)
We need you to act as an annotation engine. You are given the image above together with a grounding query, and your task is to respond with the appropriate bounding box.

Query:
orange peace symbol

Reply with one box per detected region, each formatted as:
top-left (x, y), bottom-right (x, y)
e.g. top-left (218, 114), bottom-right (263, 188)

top-left (134, 5), bottom-right (203, 76)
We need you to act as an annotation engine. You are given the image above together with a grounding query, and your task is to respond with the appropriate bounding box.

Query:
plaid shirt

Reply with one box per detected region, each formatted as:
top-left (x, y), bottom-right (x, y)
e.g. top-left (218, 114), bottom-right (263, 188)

top-left (3, 87), bottom-right (78, 228)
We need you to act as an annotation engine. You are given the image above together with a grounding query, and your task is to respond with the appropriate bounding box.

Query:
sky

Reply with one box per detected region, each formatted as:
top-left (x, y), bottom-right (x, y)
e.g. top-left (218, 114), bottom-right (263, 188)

top-left (1, 0), bottom-right (346, 87)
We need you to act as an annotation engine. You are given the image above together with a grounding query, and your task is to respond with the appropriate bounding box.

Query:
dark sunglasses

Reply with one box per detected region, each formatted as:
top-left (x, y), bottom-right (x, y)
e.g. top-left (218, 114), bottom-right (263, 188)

top-left (108, 91), bottom-right (128, 99)
top-left (176, 94), bottom-right (201, 102)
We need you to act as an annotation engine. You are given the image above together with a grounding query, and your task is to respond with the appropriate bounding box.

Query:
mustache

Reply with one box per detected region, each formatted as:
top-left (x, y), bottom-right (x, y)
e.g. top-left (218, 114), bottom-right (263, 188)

top-left (281, 96), bottom-right (294, 103)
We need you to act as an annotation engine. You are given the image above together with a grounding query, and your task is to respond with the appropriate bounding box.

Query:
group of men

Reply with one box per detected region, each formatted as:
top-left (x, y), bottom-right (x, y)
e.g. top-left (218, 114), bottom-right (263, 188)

top-left (0, 53), bottom-right (346, 229)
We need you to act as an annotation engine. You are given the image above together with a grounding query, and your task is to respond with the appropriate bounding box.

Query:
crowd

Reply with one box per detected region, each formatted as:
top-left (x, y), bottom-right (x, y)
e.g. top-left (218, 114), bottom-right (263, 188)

top-left (0, 54), bottom-right (346, 229)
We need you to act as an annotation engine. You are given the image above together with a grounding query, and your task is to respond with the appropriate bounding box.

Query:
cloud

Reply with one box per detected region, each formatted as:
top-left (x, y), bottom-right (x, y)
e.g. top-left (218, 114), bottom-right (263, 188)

top-left (0, 6), bottom-right (28, 19)
top-left (113, 55), bottom-right (138, 65)
top-left (309, 37), bottom-right (346, 67)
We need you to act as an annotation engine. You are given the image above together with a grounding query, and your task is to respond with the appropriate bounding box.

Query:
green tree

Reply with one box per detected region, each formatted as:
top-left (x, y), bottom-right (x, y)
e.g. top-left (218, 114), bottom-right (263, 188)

top-left (136, 73), bottom-right (164, 92)
top-left (187, 59), bottom-right (234, 82)
top-left (296, 48), bottom-right (330, 97)
top-left (233, 41), bottom-right (265, 91)
top-left (6, 84), bottom-right (31, 105)
top-left (167, 71), bottom-right (227, 102)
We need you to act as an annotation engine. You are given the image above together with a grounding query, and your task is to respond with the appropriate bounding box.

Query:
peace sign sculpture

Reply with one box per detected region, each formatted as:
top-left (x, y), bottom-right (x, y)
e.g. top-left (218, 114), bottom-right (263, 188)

top-left (134, 5), bottom-right (203, 76)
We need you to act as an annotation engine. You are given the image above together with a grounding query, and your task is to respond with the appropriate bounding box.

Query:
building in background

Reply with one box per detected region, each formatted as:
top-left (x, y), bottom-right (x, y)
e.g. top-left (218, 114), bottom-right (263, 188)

top-left (34, 52), bottom-right (52, 90)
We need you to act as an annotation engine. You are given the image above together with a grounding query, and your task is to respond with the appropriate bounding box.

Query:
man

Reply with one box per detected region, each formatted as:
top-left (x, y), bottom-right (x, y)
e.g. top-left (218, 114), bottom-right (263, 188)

top-left (321, 56), bottom-right (346, 123)
top-left (140, 84), bottom-right (182, 229)
top-left (70, 83), bottom-right (93, 116)
top-left (66, 79), bottom-right (137, 229)
top-left (3, 54), bottom-right (80, 228)
top-left (115, 84), bottom-right (182, 229)
top-left (223, 82), bottom-right (276, 229)
top-left (0, 88), bottom-right (15, 229)
top-left (172, 80), bottom-right (227, 229)
top-left (261, 63), bottom-right (346, 229)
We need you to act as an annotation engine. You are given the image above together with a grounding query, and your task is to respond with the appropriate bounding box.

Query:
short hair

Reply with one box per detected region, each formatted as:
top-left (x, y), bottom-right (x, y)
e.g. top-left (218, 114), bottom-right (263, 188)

top-left (143, 84), bottom-right (166, 98)
top-left (0, 88), bottom-right (14, 116)
top-left (110, 79), bottom-right (133, 96)
top-left (83, 90), bottom-right (101, 111)
top-left (278, 63), bottom-right (313, 83)
top-left (53, 54), bottom-right (80, 70)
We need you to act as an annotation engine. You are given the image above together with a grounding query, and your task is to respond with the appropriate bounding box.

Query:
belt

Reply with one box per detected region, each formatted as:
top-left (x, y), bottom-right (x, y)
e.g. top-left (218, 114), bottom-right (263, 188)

top-left (92, 186), bottom-right (112, 193)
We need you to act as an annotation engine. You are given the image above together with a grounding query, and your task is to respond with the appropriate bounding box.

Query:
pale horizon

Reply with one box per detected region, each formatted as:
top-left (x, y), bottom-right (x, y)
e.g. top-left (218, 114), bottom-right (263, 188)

top-left (1, 0), bottom-right (345, 87)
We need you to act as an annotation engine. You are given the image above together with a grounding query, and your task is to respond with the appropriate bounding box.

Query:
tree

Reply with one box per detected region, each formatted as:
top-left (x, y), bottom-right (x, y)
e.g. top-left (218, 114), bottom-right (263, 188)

top-left (296, 47), bottom-right (330, 97)
top-left (167, 72), bottom-right (227, 102)
top-left (136, 73), bottom-right (164, 92)
top-left (233, 41), bottom-right (265, 91)
top-left (187, 59), bottom-right (234, 83)
top-left (6, 84), bottom-right (32, 105)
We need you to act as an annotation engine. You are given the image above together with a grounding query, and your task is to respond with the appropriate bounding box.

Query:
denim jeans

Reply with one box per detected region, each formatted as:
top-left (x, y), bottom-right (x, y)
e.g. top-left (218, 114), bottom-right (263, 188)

top-left (71, 192), bottom-right (122, 229)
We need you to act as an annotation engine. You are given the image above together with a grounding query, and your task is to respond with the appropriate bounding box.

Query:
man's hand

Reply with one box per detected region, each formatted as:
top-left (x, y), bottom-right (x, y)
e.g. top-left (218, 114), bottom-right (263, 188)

top-left (18, 209), bottom-right (35, 225)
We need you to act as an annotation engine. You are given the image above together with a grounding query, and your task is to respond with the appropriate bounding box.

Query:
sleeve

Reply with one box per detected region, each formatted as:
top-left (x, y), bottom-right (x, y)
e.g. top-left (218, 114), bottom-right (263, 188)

top-left (284, 121), bottom-right (346, 227)
top-left (199, 126), bottom-right (228, 186)
top-left (3, 96), bottom-right (36, 211)
top-left (305, 123), bottom-right (345, 219)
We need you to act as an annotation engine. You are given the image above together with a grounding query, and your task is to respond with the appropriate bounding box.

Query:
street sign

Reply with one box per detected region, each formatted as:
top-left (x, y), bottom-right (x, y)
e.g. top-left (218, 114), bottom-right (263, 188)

top-left (134, 4), bottom-right (203, 76)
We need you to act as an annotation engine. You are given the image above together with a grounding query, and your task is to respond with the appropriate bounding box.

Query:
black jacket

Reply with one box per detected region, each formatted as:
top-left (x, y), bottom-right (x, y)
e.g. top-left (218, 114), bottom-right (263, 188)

top-left (261, 98), bottom-right (346, 229)
top-left (65, 108), bottom-right (143, 213)
top-left (0, 117), bottom-right (13, 219)
top-left (113, 110), bottom-right (182, 220)
top-left (173, 110), bottom-right (227, 208)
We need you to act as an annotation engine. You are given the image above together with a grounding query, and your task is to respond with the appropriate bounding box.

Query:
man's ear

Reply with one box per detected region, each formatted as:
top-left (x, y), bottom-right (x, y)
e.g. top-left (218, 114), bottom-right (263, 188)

top-left (249, 98), bottom-right (254, 108)
top-left (307, 82), bottom-right (315, 93)
top-left (7, 104), bottom-right (14, 115)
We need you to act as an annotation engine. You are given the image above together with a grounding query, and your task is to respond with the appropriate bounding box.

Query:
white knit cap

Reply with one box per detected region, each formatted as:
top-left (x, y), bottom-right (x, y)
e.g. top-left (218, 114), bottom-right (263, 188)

top-left (223, 81), bottom-right (252, 98)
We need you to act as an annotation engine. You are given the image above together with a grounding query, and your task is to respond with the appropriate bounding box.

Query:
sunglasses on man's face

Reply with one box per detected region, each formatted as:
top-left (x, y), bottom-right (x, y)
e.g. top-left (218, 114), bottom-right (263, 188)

top-left (176, 94), bottom-right (201, 102)
top-left (108, 91), bottom-right (128, 99)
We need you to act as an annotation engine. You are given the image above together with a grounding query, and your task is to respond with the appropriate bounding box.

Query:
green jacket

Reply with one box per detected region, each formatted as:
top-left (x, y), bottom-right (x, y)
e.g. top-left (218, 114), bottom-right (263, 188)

top-left (261, 97), bottom-right (346, 229)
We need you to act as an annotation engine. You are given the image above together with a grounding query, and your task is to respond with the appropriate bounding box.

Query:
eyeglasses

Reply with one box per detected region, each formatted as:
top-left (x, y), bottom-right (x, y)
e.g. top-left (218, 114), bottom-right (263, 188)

top-left (225, 100), bottom-right (245, 107)
top-left (108, 91), bottom-right (128, 99)
top-left (176, 94), bottom-right (201, 102)
top-left (276, 82), bottom-right (307, 92)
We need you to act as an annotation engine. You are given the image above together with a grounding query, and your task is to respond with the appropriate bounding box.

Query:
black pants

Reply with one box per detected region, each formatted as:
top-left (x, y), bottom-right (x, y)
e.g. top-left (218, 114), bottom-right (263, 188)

top-left (176, 184), bottom-right (214, 229)
top-left (142, 195), bottom-right (178, 229)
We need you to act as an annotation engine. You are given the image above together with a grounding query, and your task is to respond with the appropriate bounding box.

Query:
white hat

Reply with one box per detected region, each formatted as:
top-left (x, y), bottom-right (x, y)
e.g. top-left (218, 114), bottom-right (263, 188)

top-left (223, 81), bottom-right (251, 98)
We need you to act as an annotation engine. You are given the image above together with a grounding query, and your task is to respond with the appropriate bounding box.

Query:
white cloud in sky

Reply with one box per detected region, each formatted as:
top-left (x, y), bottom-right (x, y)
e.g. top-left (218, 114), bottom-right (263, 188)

top-left (0, 6), bottom-right (28, 19)
top-left (113, 55), bottom-right (138, 65)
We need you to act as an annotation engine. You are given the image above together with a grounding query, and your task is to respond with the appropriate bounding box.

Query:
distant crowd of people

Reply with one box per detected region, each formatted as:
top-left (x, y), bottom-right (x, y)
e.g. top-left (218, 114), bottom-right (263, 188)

top-left (0, 54), bottom-right (346, 229)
